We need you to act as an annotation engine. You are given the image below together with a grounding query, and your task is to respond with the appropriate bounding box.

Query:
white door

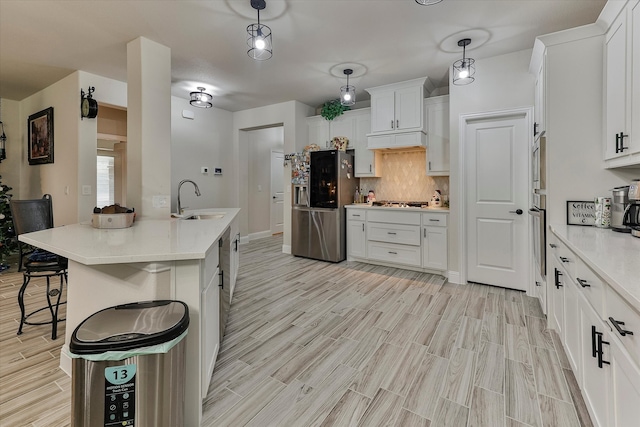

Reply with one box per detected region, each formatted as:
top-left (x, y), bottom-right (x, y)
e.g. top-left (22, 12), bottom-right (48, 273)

top-left (464, 111), bottom-right (529, 290)
top-left (270, 151), bottom-right (284, 234)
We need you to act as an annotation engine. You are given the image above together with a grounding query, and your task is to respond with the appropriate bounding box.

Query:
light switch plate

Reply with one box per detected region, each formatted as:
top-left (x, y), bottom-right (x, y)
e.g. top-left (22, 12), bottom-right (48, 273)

top-left (82, 185), bottom-right (91, 195)
top-left (152, 195), bottom-right (170, 208)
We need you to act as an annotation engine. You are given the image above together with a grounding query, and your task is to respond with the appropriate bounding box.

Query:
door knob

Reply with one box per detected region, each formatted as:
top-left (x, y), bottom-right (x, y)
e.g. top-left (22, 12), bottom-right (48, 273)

top-left (509, 209), bottom-right (523, 215)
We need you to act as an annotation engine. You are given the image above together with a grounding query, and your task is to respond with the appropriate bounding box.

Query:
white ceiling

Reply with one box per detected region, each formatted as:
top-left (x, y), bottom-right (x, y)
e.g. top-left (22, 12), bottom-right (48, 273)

top-left (0, 0), bottom-right (606, 112)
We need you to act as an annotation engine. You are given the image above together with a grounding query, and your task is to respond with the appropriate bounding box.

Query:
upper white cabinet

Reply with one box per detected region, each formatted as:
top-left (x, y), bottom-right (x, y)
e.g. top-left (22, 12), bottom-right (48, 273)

top-left (425, 96), bottom-right (450, 176)
top-left (306, 109), bottom-right (380, 177)
top-left (533, 54), bottom-right (546, 138)
top-left (366, 78), bottom-right (429, 149)
top-left (603, 0), bottom-right (640, 167)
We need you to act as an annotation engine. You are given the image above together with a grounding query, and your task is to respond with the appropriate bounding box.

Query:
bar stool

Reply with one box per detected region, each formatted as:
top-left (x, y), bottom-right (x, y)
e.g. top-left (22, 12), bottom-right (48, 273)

top-left (10, 195), bottom-right (68, 340)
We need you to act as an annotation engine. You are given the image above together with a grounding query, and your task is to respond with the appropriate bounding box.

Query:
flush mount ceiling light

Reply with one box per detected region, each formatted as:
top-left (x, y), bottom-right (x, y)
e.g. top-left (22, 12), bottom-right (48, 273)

top-left (247, 0), bottom-right (273, 61)
top-left (453, 38), bottom-right (476, 86)
top-left (340, 69), bottom-right (356, 106)
top-left (190, 87), bottom-right (213, 108)
top-left (415, 0), bottom-right (443, 5)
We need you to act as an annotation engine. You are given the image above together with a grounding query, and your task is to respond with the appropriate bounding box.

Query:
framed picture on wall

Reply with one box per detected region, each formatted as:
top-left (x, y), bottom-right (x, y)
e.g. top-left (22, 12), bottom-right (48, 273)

top-left (28, 107), bottom-right (54, 165)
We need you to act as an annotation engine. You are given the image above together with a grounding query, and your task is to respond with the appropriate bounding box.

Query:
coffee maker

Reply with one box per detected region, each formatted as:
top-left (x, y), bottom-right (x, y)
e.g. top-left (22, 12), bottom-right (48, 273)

top-left (612, 186), bottom-right (631, 232)
top-left (622, 179), bottom-right (640, 237)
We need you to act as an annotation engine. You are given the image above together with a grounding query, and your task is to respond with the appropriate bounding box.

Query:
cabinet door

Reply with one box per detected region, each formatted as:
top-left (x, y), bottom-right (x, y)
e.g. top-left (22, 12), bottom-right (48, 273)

top-left (610, 341), bottom-right (640, 427)
top-left (395, 85), bottom-right (422, 130)
top-left (564, 281), bottom-right (581, 374)
top-left (330, 114), bottom-right (355, 142)
top-left (347, 220), bottom-right (366, 258)
top-left (581, 304), bottom-right (610, 427)
top-left (368, 134), bottom-right (395, 149)
top-left (201, 268), bottom-right (220, 396)
top-left (371, 90), bottom-right (395, 133)
top-left (551, 262), bottom-right (565, 338)
top-left (422, 226), bottom-right (447, 271)
top-left (534, 58), bottom-right (545, 137)
top-left (604, 11), bottom-right (629, 160)
top-left (426, 99), bottom-right (450, 176)
top-left (308, 116), bottom-right (329, 148)
top-left (354, 114), bottom-right (380, 177)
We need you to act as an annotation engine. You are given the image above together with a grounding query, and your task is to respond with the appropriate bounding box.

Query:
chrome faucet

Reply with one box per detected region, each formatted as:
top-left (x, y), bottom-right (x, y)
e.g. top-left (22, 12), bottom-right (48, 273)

top-left (177, 179), bottom-right (201, 214)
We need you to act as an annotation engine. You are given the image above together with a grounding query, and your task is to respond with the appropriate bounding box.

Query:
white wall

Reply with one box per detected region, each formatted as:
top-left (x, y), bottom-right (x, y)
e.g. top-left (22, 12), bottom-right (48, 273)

top-left (247, 127), bottom-right (284, 235)
top-left (233, 101), bottom-right (315, 250)
top-left (0, 98), bottom-right (21, 195)
top-left (449, 49), bottom-right (536, 279)
top-left (170, 96), bottom-right (234, 212)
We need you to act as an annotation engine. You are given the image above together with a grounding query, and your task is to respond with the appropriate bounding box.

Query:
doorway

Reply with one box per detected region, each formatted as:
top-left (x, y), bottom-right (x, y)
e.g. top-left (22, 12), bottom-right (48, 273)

top-left (247, 126), bottom-right (284, 240)
top-left (96, 105), bottom-right (127, 208)
top-left (460, 108), bottom-right (531, 291)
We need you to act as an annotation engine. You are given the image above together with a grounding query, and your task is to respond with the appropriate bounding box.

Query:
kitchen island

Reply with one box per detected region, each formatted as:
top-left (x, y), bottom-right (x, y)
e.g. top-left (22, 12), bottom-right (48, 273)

top-left (19, 208), bottom-right (240, 427)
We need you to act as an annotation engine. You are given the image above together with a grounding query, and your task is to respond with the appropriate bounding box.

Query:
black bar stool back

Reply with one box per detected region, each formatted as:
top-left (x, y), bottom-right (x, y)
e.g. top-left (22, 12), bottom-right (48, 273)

top-left (10, 194), bottom-right (68, 340)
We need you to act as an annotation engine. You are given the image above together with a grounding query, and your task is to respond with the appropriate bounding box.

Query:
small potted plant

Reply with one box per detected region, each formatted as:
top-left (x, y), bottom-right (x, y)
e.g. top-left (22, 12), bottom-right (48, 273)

top-left (321, 99), bottom-right (350, 121)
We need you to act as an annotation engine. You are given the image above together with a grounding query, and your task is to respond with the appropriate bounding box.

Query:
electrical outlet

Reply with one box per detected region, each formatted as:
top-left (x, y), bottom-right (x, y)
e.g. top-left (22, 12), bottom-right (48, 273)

top-left (82, 185), bottom-right (91, 195)
top-left (201, 166), bottom-right (209, 174)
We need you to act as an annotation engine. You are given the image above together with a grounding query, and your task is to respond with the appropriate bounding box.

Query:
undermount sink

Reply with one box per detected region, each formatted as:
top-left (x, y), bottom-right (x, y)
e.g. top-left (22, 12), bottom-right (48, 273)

top-left (183, 212), bottom-right (226, 220)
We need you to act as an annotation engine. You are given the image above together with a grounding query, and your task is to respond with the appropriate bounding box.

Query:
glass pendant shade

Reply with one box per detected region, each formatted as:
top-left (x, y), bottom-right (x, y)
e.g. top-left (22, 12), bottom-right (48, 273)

top-left (340, 69), bottom-right (356, 106)
top-left (415, 0), bottom-right (443, 5)
top-left (190, 87), bottom-right (213, 108)
top-left (452, 38), bottom-right (475, 86)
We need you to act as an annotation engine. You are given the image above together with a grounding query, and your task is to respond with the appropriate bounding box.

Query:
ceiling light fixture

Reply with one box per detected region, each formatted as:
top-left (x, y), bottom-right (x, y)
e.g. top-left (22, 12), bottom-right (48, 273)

top-left (190, 87), bottom-right (213, 108)
top-left (340, 69), bottom-right (356, 106)
top-left (415, 0), bottom-right (443, 5)
top-left (247, 0), bottom-right (273, 61)
top-left (453, 38), bottom-right (475, 86)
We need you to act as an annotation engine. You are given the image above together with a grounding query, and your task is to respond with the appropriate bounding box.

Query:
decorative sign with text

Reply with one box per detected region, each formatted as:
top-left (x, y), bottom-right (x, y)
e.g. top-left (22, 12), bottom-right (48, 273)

top-left (566, 201), bottom-right (595, 226)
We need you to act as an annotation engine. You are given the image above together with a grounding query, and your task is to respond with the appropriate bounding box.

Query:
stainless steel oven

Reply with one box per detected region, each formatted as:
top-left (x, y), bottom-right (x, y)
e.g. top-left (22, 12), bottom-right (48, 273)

top-left (530, 135), bottom-right (546, 279)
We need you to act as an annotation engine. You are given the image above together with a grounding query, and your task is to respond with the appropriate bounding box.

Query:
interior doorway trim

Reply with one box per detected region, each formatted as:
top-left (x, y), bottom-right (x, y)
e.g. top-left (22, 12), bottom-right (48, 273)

top-left (457, 106), bottom-right (533, 288)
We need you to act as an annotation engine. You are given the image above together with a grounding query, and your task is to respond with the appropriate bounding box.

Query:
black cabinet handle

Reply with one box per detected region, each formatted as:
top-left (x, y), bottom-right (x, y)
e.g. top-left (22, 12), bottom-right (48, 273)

top-left (387, 232), bottom-right (397, 235)
top-left (534, 122), bottom-right (539, 136)
top-left (591, 325), bottom-right (598, 358)
top-left (577, 278), bottom-right (590, 288)
top-left (596, 331), bottom-right (610, 369)
top-left (559, 256), bottom-right (570, 263)
top-left (362, 223), bottom-right (364, 232)
top-left (615, 133), bottom-right (620, 153)
top-left (535, 281), bottom-right (541, 287)
top-left (609, 317), bottom-right (634, 337)
top-left (616, 132), bottom-right (629, 153)
top-left (549, 243), bottom-right (557, 248)
top-left (388, 251), bottom-right (397, 255)
top-left (219, 270), bottom-right (224, 289)
top-left (554, 268), bottom-right (563, 289)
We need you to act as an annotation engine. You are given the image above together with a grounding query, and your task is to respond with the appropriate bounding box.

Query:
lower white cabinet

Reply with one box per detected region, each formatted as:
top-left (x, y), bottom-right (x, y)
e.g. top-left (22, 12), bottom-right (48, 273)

top-left (549, 229), bottom-right (640, 427)
top-left (201, 266), bottom-right (219, 396)
top-left (346, 206), bottom-right (448, 273)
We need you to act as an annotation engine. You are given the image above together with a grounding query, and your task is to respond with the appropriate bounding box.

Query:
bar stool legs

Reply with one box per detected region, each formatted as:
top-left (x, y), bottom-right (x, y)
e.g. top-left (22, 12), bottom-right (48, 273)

top-left (16, 271), bottom-right (67, 340)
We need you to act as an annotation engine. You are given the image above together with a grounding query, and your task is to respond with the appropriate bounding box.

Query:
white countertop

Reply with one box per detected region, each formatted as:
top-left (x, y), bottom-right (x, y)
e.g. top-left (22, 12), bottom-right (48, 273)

top-left (346, 204), bottom-right (449, 212)
top-left (550, 224), bottom-right (640, 310)
top-left (19, 208), bottom-right (240, 265)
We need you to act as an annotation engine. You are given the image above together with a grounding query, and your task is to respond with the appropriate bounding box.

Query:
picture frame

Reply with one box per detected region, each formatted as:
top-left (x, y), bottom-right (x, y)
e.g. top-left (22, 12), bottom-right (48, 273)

top-left (28, 107), bottom-right (54, 165)
top-left (566, 200), bottom-right (595, 226)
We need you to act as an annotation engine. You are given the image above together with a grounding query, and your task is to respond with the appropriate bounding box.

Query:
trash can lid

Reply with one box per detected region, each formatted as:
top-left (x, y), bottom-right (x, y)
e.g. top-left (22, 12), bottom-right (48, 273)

top-left (69, 300), bottom-right (189, 354)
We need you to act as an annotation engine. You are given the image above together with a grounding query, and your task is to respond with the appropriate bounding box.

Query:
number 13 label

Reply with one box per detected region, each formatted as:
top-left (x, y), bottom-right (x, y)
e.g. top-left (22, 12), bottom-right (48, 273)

top-left (105, 364), bottom-right (136, 386)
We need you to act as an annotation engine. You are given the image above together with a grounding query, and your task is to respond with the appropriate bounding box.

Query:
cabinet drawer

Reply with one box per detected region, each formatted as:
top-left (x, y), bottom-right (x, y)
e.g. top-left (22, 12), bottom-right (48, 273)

top-left (574, 257), bottom-right (606, 318)
top-left (367, 241), bottom-right (422, 267)
top-left (606, 286), bottom-right (640, 367)
top-left (367, 223), bottom-right (420, 246)
top-left (422, 212), bottom-right (447, 227)
top-left (347, 209), bottom-right (367, 221)
top-left (550, 239), bottom-right (577, 281)
top-left (367, 210), bottom-right (421, 225)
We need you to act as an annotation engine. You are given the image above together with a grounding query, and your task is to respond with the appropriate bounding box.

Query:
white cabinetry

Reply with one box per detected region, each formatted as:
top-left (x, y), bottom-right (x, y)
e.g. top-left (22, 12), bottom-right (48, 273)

top-left (603, 0), bottom-right (640, 167)
top-left (307, 109), bottom-right (380, 177)
top-left (366, 78), bottom-right (428, 150)
top-left (533, 54), bottom-right (546, 138)
top-left (422, 212), bottom-right (447, 270)
top-left (425, 96), bottom-right (449, 176)
top-left (346, 206), bottom-right (448, 274)
top-left (549, 229), bottom-right (640, 427)
top-left (347, 209), bottom-right (366, 258)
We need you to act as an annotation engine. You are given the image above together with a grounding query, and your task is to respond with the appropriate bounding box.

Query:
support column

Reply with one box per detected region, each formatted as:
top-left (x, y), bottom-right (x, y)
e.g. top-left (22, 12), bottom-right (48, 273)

top-left (127, 37), bottom-right (171, 218)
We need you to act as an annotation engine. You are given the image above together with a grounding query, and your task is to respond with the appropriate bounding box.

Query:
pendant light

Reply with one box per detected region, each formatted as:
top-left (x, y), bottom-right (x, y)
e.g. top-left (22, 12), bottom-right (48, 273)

top-left (247, 0), bottom-right (273, 61)
top-left (453, 38), bottom-right (475, 85)
top-left (190, 87), bottom-right (213, 108)
top-left (415, 0), bottom-right (443, 5)
top-left (340, 69), bottom-right (356, 106)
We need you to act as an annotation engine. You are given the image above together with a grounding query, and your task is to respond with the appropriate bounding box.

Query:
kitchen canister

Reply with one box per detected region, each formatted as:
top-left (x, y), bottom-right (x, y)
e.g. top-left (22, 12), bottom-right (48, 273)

top-left (594, 196), bottom-right (611, 228)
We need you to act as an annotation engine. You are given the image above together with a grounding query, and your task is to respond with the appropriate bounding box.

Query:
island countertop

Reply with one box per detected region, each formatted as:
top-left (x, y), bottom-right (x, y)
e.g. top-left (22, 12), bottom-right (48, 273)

top-left (19, 208), bottom-right (240, 265)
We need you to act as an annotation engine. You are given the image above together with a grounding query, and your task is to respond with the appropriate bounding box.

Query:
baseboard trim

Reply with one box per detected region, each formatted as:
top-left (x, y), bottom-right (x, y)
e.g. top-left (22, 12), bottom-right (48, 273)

top-left (282, 244), bottom-right (291, 254)
top-left (447, 271), bottom-right (462, 284)
top-left (248, 230), bottom-right (275, 241)
top-left (60, 347), bottom-right (71, 377)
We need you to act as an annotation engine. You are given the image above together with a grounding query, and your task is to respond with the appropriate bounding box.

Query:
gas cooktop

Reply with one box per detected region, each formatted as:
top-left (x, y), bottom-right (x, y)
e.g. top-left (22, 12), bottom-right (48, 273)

top-left (372, 201), bottom-right (430, 208)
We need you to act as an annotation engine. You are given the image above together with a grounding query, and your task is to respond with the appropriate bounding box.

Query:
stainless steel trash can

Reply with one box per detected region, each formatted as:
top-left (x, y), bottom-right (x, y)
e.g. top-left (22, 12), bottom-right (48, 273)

top-left (69, 300), bottom-right (189, 427)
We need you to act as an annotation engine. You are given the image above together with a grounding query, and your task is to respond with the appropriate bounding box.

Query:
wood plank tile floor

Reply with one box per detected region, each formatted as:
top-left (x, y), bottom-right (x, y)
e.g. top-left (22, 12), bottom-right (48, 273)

top-left (0, 235), bottom-right (594, 427)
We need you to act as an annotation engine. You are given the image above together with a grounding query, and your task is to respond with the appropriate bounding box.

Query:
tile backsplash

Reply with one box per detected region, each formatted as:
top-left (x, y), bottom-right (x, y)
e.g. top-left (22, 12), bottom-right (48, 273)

top-left (360, 150), bottom-right (449, 201)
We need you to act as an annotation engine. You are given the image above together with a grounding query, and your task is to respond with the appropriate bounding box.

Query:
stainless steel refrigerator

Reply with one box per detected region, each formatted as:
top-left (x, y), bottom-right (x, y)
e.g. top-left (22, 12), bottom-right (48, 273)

top-left (292, 150), bottom-right (356, 262)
